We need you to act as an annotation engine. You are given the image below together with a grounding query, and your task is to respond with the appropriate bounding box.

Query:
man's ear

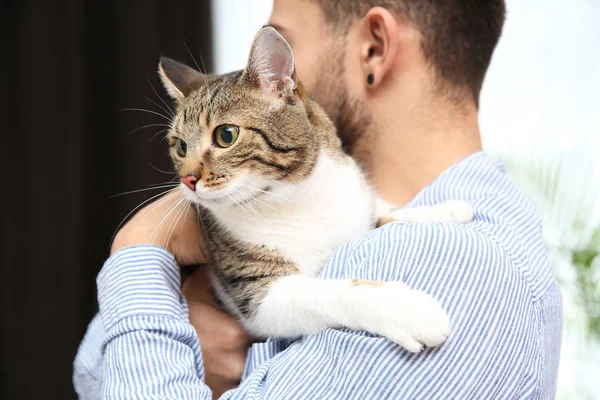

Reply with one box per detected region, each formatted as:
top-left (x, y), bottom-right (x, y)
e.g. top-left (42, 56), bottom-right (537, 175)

top-left (158, 57), bottom-right (206, 101)
top-left (245, 27), bottom-right (297, 98)
top-left (359, 7), bottom-right (401, 89)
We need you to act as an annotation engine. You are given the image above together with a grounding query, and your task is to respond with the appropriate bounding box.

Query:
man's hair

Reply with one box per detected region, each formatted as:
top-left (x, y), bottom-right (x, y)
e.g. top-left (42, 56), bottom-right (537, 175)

top-left (315, 0), bottom-right (506, 104)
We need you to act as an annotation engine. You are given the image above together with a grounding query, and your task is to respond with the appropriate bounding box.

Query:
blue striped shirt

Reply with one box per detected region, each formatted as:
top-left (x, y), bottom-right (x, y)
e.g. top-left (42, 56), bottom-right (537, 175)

top-left (73, 151), bottom-right (562, 399)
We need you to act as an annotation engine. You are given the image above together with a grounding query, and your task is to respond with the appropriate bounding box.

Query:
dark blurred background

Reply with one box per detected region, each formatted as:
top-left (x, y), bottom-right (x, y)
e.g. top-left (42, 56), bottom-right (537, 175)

top-left (0, 1), bottom-right (213, 398)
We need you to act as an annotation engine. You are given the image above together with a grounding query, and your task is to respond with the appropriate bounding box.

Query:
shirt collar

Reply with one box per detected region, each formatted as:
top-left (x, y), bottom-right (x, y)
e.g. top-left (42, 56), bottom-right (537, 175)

top-left (407, 151), bottom-right (506, 208)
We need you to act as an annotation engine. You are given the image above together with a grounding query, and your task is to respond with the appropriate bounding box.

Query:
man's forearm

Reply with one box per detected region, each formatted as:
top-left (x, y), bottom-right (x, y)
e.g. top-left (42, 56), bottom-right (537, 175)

top-left (98, 245), bottom-right (212, 399)
top-left (79, 222), bottom-right (542, 400)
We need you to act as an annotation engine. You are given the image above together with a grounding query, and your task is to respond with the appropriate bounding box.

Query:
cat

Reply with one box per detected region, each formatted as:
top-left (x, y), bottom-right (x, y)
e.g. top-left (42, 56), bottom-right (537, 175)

top-left (158, 26), bottom-right (473, 353)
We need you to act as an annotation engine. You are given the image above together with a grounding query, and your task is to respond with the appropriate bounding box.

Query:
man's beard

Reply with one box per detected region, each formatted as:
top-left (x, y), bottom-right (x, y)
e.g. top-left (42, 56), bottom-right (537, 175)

top-left (311, 49), bottom-right (374, 170)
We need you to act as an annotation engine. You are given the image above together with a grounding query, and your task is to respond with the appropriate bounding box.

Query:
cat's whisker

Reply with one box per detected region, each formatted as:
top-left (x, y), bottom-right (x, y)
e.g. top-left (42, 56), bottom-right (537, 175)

top-left (178, 201), bottom-right (192, 236)
top-left (196, 203), bottom-right (217, 232)
top-left (244, 177), bottom-right (294, 203)
top-left (226, 191), bottom-right (262, 226)
top-left (231, 189), bottom-right (273, 226)
top-left (165, 199), bottom-right (191, 249)
top-left (146, 96), bottom-right (175, 120)
top-left (134, 190), bottom-right (180, 227)
top-left (149, 197), bottom-right (183, 241)
top-left (109, 184), bottom-right (180, 199)
top-left (150, 197), bottom-right (187, 242)
top-left (148, 161), bottom-right (176, 176)
top-left (244, 183), bottom-right (288, 201)
top-left (197, 55), bottom-right (212, 114)
top-left (147, 76), bottom-right (176, 117)
top-left (196, 203), bottom-right (208, 234)
top-left (183, 41), bottom-right (214, 120)
top-left (225, 190), bottom-right (251, 214)
top-left (128, 123), bottom-right (172, 136)
top-left (184, 41), bottom-right (211, 91)
top-left (164, 198), bottom-right (187, 241)
top-left (129, 194), bottom-right (182, 238)
top-left (240, 197), bottom-right (265, 219)
top-left (149, 128), bottom-right (171, 143)
top-left (108, 189), bottom-right (178, 251)
top-left (184, 41), bottom-right (203, 74)
top-left (251, 187), bottom-right (283, 197)
top-left (147, 177), bottom-right (180, 186)
top-left (247, 194), bottom-right (277, 212)
top-left (242, 182), bottom-right (311, 223)
top-left (118, 107), bottom-right (172, 122)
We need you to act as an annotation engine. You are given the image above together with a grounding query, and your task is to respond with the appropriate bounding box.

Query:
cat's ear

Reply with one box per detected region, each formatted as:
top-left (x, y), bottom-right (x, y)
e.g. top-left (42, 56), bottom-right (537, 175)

top-left (245, 27), bottom-right (297, 97)
top-left (158, 57), bottom-right (205, 101)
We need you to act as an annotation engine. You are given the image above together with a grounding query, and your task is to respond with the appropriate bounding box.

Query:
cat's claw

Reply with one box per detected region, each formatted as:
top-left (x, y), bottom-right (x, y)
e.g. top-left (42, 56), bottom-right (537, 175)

top-left (384, 330), bottom-right (426, 353)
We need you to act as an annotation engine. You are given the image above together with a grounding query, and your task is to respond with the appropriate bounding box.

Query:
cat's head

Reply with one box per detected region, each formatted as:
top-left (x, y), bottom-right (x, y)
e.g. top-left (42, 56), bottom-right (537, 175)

top-left (159, 27), bottom-right (335, 211)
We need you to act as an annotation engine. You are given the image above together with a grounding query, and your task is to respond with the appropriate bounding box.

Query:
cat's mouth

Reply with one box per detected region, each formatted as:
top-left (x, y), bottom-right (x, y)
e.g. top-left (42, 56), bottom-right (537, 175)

top-left (180, 179), bottom-right (271, 209)
top-left (181, 184), bottom-right (233, 204)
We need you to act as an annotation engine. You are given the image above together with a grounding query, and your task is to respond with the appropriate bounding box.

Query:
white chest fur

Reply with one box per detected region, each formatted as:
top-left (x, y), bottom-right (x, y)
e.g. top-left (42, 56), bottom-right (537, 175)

top-left (212, 151), bottom-right (376, 276)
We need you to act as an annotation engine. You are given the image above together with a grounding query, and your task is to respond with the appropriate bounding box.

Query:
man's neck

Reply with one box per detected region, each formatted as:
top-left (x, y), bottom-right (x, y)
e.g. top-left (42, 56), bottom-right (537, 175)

top-left (366, 95), bottom-right (482, 206)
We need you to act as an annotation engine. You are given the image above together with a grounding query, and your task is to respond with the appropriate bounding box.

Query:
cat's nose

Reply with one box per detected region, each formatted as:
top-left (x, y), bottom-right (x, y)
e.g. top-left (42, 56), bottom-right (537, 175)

top-left (182, 174), bottom-right (198, 191)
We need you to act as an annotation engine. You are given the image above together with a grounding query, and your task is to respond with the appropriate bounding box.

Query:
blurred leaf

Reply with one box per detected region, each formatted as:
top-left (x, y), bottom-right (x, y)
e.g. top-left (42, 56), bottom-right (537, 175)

top-left (591, 228), bottom-right (600, 249)
top-left (572, 249), bottom-right (598, 270)
top-left (498, 153), bottom-right (600, 339)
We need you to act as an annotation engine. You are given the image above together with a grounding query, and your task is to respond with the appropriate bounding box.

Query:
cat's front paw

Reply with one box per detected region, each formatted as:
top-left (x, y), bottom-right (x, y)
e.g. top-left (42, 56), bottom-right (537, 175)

top-left (383, 200), bottom-right (473, 225)
top-left (385, 287), bottom-right (451, 352)
top-left (431, 200), bottom-right (474, 224)
top-left (356, 282), bottom-right (451, 353)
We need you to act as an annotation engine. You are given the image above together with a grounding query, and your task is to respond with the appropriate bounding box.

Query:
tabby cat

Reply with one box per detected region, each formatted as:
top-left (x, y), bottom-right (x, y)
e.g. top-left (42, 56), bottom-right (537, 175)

top-left (158, 27), bottom-right (472, 353)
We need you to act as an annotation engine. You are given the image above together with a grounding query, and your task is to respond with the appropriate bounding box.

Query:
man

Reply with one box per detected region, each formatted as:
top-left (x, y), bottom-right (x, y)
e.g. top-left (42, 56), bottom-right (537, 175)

top-left (74, 0), bottom-right (562, 399)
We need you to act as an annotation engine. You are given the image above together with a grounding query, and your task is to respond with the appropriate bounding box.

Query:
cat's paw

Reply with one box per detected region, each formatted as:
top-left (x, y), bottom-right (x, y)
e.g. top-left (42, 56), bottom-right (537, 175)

top-left (356, 282), bottom-right (451, 353)
top-left (384, 200), bottom-right (473, 225)
top-left (383, 287), bottom-right (451, 352)
top-left (430, 200), bottom-right (474, 224)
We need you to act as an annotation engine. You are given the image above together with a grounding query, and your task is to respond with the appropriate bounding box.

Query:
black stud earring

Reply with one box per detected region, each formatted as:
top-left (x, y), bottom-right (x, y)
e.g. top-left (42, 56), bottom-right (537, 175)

top-left (367, 74), bottom-right (374, 85)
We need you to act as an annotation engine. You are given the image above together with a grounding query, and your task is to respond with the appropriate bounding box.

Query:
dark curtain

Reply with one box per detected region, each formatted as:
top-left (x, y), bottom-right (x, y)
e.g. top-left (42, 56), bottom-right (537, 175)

top-left (0, 1), bottom-right (213, 399)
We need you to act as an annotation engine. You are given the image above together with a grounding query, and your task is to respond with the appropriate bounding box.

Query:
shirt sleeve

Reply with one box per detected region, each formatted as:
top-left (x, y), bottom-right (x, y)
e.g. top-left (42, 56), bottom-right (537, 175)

top-left (78, 221), bottom-right (537, 400)
top-left (97, 245), bottom-right (212, 400)
top-left (73, 314), bottom-right (105, 400)
top-left (231, 222), bottom-right (536, 399)
top-left (316, 221), bottom-right (537, 399)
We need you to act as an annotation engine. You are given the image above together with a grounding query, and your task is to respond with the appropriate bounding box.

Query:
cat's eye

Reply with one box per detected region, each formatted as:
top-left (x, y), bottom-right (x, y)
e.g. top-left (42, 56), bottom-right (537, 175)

top-left (214, 125), bottom-right (239, 148)
top-left (175, 138), bottom-right (187, 157)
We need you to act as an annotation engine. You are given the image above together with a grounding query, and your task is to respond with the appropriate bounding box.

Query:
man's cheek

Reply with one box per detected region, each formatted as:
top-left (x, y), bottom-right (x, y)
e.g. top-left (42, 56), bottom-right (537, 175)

top-left (293, 47), bottom-right (323, 91)
top-left (295, 62), bottom-right (317, 94)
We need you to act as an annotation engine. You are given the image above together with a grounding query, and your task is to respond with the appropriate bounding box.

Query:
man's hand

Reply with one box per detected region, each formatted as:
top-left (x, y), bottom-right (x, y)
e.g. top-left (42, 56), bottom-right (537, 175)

top-left (111, 191), bottom-right (210, 265)
top-left (182, 266), bottom-right (253, 398)
top-left (110, 191), bottom-right (251, 397)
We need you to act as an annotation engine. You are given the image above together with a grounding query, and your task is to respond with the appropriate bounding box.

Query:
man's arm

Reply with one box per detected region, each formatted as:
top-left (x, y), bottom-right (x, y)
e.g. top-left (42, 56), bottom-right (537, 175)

top-left (230, 222), bottom-right (536, 399)
top-left (76, 221), bottom-right (536, 399)
top-left (98, 245), bottom-right (212, 399)
top-left (73, 314), bottom-right (105, 400)
top-left (317, 221), bottom-right (538, 399)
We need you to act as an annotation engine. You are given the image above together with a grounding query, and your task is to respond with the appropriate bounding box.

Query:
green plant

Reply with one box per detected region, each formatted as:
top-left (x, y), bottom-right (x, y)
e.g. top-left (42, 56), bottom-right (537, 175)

top-left (571, 227), bottom-right (600, 338)
top-left (500, 153), bottom-right (600, 339)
